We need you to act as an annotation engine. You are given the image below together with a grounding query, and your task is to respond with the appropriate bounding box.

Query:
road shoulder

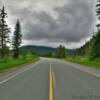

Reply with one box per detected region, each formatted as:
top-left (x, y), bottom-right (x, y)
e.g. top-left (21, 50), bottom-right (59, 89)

top-left (0, 59), bottom-right (41, 84)
top-left (48, 58), bottom-right (100, 78)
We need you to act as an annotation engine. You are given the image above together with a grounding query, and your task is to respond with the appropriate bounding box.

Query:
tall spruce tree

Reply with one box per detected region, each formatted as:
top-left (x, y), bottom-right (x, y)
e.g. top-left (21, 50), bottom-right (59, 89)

top-left (90, 31), bottom-right (100, 59)
top-left (0, 6), bottom-right (10, 58)
top-left (90, 0), bottom-right (100, 59)
top-left (56, 45), bottom-right (66, 58)
top-left (12, 20), bottom-right (22, 59)
top-left (96, 0), bottom-right (100, 20)
top-left (62, 46), bottom-right (66, 58)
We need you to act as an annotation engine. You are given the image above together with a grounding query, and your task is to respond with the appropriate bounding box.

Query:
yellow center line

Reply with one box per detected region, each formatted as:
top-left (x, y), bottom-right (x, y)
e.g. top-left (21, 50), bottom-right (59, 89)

top-left (49, 63), bottom-right (54, 100)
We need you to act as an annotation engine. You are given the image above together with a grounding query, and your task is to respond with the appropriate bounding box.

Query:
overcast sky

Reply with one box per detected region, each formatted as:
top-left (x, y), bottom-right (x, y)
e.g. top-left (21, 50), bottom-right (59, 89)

top-left (0, 0), bottom-right (96, 49)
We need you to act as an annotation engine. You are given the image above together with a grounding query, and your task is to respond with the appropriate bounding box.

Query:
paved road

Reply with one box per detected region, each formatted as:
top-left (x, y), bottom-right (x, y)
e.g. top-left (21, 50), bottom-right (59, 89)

top-left (0, 58), bottom-right (100, 100)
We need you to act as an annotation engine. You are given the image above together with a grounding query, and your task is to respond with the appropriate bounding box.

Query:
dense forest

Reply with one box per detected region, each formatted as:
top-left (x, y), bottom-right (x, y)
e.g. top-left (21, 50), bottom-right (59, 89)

top-left (73, 0), bottom-right (100, 60)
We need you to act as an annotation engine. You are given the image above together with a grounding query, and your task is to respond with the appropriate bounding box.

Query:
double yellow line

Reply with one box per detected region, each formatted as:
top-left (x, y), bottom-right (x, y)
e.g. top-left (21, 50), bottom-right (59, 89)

top-left (49, 63), bottom-right (54, 100)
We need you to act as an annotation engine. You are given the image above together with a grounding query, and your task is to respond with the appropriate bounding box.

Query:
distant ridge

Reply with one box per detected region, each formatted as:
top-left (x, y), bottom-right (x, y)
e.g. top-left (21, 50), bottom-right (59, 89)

top-left (20, 45), bottom-right (56, 56)
top-left (20, 45), bottom-right (75, 56)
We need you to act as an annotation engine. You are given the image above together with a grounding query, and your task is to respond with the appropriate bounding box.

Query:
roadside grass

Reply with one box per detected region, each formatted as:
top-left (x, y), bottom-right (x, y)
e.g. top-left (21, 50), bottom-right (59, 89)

top-left (0, 55), bottom-right (39, 71)
top-left (65, 56), bottom-right (100, 68)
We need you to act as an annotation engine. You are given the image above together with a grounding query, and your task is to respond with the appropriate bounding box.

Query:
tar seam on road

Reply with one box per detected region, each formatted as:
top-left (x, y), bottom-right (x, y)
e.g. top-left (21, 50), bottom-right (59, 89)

top-left (49, 63), bottom-right (54, 100)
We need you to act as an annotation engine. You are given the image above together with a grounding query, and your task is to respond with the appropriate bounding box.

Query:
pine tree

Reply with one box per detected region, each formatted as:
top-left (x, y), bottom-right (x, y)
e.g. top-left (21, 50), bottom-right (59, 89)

top-left (90, 0), bottom-right (100, 59)
top-left (57, 45), bottom-right (62, 58)
top-left (96, 0), bottom-right (100, 29)
top-left (56, 45), bottom-right (66, 58)
top-left (0, 6), bottom-right (10, 58)
top-left (12, 20), bottom-right (22, 59)
top-left (96, 0), bottom-right (100, 19)
top-left (62, 46), bottom-right (66, 58)
top-left (90, 31), bottom-right (100, 59)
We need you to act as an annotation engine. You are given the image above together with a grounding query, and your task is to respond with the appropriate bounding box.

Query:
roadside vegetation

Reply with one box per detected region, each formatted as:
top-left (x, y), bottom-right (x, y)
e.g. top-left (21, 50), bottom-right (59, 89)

top-left (0, 6), bottom-right (38, 71)
top-left (49, 0), bottom-right (100, 68)
top-left (46, 45), bottom-right (66, 58)
top-left (0, 55), bottom-right (38, 71)
top-left (0, 0), bottom-right (100, 71)
top-left (64, 0), bottom-right (100, 68)
top-left (65, 56), bottom-right (100, 68)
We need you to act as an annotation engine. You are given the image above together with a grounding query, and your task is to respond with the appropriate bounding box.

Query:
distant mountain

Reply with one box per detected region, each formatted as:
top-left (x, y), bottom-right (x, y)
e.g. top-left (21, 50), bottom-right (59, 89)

top-left (20, 45), bottom-right (56, 56)
top-left (20, 45), bottom-right (75, 56)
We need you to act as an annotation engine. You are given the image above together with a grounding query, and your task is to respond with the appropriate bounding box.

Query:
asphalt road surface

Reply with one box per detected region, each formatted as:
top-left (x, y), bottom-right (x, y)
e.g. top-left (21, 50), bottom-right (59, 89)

top-left (0, 58), bottom-right (100, 100)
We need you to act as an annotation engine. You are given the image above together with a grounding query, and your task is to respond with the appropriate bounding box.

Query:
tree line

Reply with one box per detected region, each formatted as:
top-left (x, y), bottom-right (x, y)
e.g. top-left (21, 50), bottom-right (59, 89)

top-left (0, 6), bottom-right (66, 59)
top-left (1, 0), bottom-right (99, 60)
top-left (55, 45), bottom-right (66, 58)
top-left (0, 6), bottom-right (22, 59)
top-left (54, 0), bottom-right (100, 60)
top-left (73, 0), bottom-right (100, 60)
top-left (51, 45), bottom-right (66, 58)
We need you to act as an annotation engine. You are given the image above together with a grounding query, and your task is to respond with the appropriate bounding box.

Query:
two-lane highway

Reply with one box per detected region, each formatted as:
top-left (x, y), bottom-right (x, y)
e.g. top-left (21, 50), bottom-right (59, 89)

top-left (51, 59), bottom-right (100, 100)
top-left (0, 59), bottom-right (50, 100)
top-left (0, 58), bottom-right (100, 100)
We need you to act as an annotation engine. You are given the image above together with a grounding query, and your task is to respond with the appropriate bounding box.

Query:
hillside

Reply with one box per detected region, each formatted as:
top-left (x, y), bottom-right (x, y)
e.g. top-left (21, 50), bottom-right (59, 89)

top-left (20, 45), bottom-right (56, 56)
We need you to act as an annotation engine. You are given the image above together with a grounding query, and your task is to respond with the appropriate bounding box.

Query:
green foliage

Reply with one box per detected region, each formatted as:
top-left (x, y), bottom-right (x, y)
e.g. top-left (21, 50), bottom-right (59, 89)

top-left (12, 20), bottom-right (22, 59)
top-left (0, 6), bottom-right (10, 58)
top-left (0, 6), bottom-right (39, 72)
top-left (90, 31), bottom-right (100, 59)
top-left (0, 56), bottom-right (38, 71)
top-left (41, 52), bottom-right (53, 57)
top-left (25, 52), bottom-right (36, 58)
top-left (73, 0), bottom-right (100, 60)
top-left (19, 45), bottom-right (56, 57)
top-left (89, 0), bottom-right (100, 59)
top-left (75, 36), bottom-right (94, 57)
top-left (66, 56), bottom-right (100, 68)
top-left (96, 0), bottom-right (100, 19)
top-left (55, 45), bottom-right (66, 58)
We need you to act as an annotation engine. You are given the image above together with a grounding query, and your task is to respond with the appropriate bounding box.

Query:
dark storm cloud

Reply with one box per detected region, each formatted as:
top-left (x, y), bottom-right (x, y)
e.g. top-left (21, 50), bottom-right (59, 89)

top-left (53, 0), bottom-right (95, 42)
top-left (0, 0), bottom-right (95, 48)
top-left (23, 0), bottom-right (95, 42)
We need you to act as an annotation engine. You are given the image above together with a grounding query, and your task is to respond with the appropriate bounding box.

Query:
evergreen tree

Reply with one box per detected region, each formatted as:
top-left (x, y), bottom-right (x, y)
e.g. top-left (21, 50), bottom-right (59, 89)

top-left (96, 0), bottom-right (100, 20)
top-left (62, 46), bottom-right (66, 58)
top-left (12, 20), bottom-right (22, 59)
top-left (0, 6), bottom-right (10, 58)
top-left (90, 31), bottom-right (100, 59)
top-left (56, 45), bottom-right (66, 58)
top-left (90, 0), bottom-right (100, 59)
top-left (56, 45), bottom-right (62, 58)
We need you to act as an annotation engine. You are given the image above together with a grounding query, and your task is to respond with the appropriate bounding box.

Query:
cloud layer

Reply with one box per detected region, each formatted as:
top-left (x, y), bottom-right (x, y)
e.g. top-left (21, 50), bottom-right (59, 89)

top-left (0, 0), bottom-right (95, 48)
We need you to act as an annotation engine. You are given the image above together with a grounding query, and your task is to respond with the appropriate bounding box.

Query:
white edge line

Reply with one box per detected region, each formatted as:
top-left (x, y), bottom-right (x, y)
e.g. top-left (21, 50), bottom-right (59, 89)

top-left (63, 61), bottom-right (100, 78)
top-left (0, 61), bottom-right (40, 85)
top-left (77, 67), bottom-right (100, 78)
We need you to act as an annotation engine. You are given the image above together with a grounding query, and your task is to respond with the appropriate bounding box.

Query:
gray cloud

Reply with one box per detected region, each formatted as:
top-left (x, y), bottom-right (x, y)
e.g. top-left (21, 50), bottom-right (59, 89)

top-left (0, 0), bottom-right (95, 48)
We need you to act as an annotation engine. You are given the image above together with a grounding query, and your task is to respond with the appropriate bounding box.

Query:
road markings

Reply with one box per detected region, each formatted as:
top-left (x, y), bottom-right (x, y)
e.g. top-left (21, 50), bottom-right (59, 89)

top-left (49, 63), bottom-right (54, 100)
top-left (0, 61), bottom-right (41, 85)
top-left (68, 63), bottom-right (100, 78)
top-left (76, 67), bottom-right (100, 78)
top-left (52, 71), bottom-right (56, 89)
top-left (0, 66), bottom-right (33, 85)
top-left (59, 59), bottom-right (100, 78)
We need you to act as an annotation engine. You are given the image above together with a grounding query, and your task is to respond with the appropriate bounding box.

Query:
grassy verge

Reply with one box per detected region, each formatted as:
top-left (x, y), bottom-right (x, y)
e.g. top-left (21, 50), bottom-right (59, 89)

top-left (65, 56), bottom-right (100, 68)
top-left (0, 55), bottom-right (39, 71)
